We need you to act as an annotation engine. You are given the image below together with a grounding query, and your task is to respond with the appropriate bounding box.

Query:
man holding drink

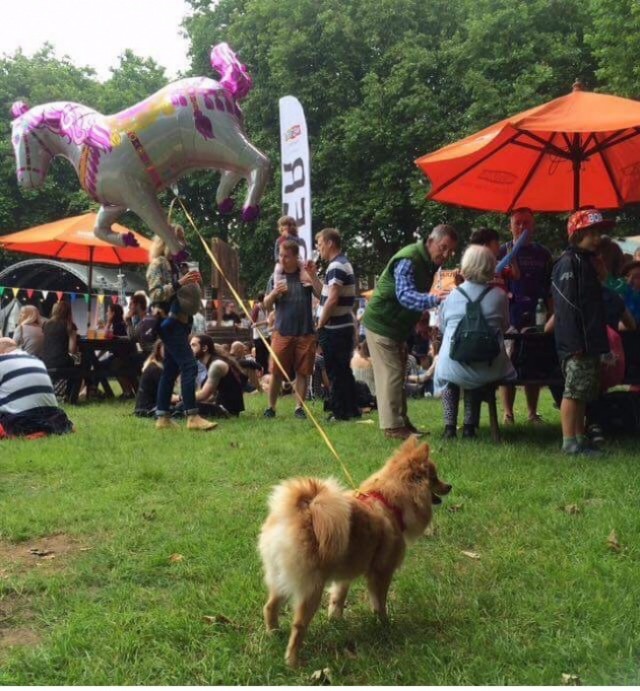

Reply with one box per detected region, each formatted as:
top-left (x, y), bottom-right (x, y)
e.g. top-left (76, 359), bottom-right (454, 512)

top-left (263, 239), bottom-right (318, 419)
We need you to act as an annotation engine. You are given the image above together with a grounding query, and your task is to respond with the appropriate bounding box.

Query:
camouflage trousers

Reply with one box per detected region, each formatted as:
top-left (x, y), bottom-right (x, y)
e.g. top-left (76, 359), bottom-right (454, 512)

top-left (561, 355), bottom-right (601, 402)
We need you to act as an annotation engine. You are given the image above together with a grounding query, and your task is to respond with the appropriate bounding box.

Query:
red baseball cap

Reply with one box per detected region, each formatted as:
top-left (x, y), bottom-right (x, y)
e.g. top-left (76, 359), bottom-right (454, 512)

top-left (567, 208), bottom-right (615, 237)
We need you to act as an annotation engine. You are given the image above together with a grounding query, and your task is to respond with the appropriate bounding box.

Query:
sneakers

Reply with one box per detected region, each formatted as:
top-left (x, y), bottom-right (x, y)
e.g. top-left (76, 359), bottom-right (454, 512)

top-left (263, 407), bottom-right (276, 418)
top-left (186, 415), bottom-right (217, 431)
top-left (587, 424), bottom-right (605, 445)
top-left (156, 416), bottom-right (178, 430)
top-left (385, 426), bottom-right (421, 440)
top-left (294, 407), bottom-right (307, 420)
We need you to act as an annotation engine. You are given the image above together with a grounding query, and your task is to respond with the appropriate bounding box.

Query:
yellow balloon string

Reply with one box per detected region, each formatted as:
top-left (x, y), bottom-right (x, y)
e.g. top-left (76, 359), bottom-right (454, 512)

top-left (174, 196), bottom-right (359, 491)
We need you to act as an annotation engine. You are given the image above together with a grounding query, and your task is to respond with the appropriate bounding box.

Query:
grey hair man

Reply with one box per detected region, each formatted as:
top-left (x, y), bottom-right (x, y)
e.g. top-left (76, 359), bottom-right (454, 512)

top-left (363, 225), bottom-right (458, 439)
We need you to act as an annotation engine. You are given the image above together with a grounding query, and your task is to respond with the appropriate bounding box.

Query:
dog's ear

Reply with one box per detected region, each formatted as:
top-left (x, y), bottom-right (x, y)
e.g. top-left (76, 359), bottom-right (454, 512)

top-left (419, 442), bottom-right (430, 457)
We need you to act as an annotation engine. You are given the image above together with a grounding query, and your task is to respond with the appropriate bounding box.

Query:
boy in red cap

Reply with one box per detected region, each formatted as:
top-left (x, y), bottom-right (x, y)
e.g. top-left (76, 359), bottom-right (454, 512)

top-left (551, 209), bottom-right (613, 455)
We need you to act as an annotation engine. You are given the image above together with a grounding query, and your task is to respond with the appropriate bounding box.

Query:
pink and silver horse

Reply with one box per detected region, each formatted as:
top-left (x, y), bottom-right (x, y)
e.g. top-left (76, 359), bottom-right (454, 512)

top-left (10, 43), bottom-right (270, 253)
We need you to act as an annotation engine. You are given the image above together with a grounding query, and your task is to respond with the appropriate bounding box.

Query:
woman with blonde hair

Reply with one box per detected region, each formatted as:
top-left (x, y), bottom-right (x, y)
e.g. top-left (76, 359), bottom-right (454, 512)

top-left (146, 225), bottom-right (215, 431)
top-left (435, 244), bottom-right (516, 439)
top-left (14, 305), bottom-right (45, 358)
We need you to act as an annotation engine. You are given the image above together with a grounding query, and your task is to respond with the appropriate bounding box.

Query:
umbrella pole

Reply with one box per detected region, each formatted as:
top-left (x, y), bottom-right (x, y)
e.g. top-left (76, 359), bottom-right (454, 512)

top-left (86, 246), bottom-right (94, 335)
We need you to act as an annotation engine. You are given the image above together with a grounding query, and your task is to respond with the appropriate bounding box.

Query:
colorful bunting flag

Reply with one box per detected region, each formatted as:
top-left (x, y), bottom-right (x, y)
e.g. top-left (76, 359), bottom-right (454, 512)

top-left (42, 290), bottom-right (49, 300)
top-left (0, 287), bottom-right (4, 296)
top-left (56, 291), bottom-right (63, 301)
top-left (111, 295), bottom-right (118, 304)
top-left (84, 294), bottom-right (90, 304)
top-left (97, 294), bottom-right (105, 304)
top-left (27, 289), bottom-right (34, 298)
top-left (12, 287), bottom-right (19, 297)
top-left (70, 293), bottom-right (77, 302)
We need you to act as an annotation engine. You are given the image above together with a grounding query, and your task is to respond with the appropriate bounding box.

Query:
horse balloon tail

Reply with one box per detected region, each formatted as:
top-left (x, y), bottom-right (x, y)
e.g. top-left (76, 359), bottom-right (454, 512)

top-left (210, 43), bottom-right (253, 100)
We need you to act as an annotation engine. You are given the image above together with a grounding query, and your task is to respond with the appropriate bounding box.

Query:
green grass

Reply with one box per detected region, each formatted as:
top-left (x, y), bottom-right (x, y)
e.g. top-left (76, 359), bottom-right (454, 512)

top-left (1, 391), bottom-right (640, 685)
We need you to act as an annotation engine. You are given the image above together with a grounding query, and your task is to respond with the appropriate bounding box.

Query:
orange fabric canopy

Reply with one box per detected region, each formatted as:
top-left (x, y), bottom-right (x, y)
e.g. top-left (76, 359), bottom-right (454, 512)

top-left (415, 86), bottom-right (640, 213)
top-left (0, 213), bottom-right (151, 265)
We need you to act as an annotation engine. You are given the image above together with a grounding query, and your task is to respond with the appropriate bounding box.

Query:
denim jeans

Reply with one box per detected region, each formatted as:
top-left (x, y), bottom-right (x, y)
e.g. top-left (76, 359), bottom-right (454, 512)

top-left (318, 327), bottom-right (360, 419)
top-left (156, 317), bottom-right (198, 416)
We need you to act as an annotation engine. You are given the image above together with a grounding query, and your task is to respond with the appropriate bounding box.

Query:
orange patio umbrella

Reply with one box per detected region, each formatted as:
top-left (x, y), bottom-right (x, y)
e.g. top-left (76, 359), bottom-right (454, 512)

top-left (415, 83), bottom-right (640, 213)
top-left (0, 212), bottom-right (152, 329)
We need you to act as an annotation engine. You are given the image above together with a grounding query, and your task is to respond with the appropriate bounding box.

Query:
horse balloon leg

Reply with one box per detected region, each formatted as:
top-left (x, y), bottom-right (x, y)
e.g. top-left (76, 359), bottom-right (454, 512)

top-left (216, 170), bottom-right (244, 214)
top-left (240, 149), bottom-right (271, 222)
top-left (125, 190), bottom-right (185, 256)
top-left (94, 205), bottom-right (140, 248)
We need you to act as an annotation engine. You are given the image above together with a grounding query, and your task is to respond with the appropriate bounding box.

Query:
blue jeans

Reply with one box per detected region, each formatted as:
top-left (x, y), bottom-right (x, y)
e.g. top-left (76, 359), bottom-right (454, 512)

top-left (156, 317), bottom-right (198, 417)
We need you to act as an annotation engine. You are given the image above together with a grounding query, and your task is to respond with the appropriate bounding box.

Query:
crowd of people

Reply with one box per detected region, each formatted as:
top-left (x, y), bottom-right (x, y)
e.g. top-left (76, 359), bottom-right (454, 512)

top-left (2, 209), bottom-right (640, 452)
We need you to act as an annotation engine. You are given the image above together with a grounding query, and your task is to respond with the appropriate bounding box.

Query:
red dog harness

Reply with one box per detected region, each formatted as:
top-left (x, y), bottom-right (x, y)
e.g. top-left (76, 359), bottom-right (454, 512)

top-left (357, 491), bottom-right (405, 532)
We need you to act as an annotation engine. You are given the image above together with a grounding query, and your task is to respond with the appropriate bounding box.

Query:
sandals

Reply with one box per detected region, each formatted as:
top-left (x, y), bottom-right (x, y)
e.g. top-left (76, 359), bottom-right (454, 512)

top-left (527, 413), bottom-right (544, 424)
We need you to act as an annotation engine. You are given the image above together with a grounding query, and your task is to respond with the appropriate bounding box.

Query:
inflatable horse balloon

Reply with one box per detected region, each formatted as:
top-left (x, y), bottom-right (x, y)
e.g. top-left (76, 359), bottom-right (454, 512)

top-left (9, 43), bottom-right (270, 255)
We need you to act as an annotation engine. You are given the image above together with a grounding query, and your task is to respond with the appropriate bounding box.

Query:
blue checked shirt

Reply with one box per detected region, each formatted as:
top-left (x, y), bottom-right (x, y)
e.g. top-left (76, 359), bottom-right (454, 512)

top-left (394, 259), bottom-right (441, 311)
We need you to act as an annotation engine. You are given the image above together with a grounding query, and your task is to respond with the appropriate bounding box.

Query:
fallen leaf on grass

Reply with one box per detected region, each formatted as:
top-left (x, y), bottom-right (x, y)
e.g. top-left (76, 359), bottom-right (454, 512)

top-left (29, 548), bottom-right (54, 558)
top-left (447, 503), bottom-right (464, 512)
top-left (229, 441), bottom-right (239, 448)
top-left (563, 504), bottom-right (581, 515)
top-left (561, 673), bottom-right (582, 685)
top-left (202, 614), bottom-right (233, 626)
top-left (41, 554), bottom-right (56, 561)
top-left (310, 667), bottom-right (332, 685)
top-left (461, 550), bottom-right (481, 560)
top-left (355, 419), bottom-right (374, 425)
top-left (168, 553), bottom-right (184, 563)
top-left (142, 510), bottom-right (157, 521)
top-left (79, 547), bottom-right (93, 552)
top-left (607, 530), bottom-right (621, 552)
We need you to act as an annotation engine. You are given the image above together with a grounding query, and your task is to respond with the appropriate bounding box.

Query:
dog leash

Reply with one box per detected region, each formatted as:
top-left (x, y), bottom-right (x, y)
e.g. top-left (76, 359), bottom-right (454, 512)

top-left (172, 195), bottom-right (359, 492)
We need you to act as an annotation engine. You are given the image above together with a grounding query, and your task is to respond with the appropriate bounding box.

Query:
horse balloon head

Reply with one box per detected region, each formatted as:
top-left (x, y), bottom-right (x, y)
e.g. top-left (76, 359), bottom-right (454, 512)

top-left (10, 101), bottom-right (52, 189)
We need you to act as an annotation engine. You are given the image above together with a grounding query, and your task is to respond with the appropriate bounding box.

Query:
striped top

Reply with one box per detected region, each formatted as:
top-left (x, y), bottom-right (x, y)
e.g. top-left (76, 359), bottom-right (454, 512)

top-left (320, 254), bottom-right (356, 330)
top-left (0, 350), bottom-right (58, 415)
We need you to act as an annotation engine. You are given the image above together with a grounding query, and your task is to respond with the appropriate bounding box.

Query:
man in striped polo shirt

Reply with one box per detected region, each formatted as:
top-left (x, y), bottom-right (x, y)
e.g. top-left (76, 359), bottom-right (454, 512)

top-left (0, 338), bottom-right (73, 438)
top-left (314, 228), bottom-right (361, 421)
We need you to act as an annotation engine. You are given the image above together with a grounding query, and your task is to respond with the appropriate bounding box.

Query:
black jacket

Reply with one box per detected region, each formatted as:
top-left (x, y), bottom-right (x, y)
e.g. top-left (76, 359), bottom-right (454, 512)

top-left (551, 246), bottom-right (609, 362)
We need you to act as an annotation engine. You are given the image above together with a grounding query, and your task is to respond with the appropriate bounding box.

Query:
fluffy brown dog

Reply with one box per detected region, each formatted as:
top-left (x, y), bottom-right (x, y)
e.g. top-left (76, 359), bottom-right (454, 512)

top-left (258, 437), bottom-right (451, 666)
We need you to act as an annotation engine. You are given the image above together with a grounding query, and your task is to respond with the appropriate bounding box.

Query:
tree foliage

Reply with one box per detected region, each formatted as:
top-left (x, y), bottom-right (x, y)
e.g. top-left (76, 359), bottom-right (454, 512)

top-left (2, 2), bottom-right (640, 289)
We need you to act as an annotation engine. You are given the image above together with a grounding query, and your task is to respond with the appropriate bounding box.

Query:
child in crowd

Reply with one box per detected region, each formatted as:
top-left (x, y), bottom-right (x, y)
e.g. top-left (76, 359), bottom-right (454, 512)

top-left (273, 215), bottom-right (311, 287)
top-left (621, 260), bottom-right (640, 324)
top-left (551, 209), bottom-right (612, 456)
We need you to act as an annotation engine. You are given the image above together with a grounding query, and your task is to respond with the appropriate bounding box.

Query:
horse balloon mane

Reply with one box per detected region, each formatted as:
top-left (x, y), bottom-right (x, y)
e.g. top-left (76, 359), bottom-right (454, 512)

top-left (10, 43), bottom-right (270, 256)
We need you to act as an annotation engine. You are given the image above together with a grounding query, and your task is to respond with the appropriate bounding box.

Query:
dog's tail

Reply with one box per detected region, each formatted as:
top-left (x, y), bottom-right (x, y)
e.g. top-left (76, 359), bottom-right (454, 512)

top-left (267, 477), bottom-right (351, 562)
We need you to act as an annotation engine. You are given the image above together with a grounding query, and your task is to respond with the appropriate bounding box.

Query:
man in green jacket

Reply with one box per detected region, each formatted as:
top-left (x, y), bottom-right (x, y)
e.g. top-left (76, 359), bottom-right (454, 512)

top-left (363, 225), bottom-right (458, 439)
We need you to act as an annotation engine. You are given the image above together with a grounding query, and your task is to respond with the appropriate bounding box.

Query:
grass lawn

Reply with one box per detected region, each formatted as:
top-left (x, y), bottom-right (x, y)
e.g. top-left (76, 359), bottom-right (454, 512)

top-left (1, 390), bottom-right (639, 685)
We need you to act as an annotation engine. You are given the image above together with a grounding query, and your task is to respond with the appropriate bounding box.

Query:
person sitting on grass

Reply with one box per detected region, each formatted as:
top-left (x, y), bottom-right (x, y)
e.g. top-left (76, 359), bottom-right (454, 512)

top-left (551, 209), bottom-right (612, 456)
top-left (0, 337), bottom-right (73, 438)
top-left (187, 334), bottom-right (247, 417)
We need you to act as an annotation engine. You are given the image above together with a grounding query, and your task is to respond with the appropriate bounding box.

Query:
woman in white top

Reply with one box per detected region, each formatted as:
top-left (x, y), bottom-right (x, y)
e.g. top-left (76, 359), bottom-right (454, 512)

top-left (13, 305), bottom-right (45, 359)
top-left (435, 245), bottom-right (516, 439)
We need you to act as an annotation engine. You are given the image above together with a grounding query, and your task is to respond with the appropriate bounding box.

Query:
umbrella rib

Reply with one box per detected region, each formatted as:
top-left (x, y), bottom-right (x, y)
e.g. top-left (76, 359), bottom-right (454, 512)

top-left (593, 133), bottom-right (625, 208)
top-left (584, 128), bottom-right (640, 158)
top-left (508, 132), bottom-right (556, 213)
top-left (428, 131), bottom-right (520, 197)
top-left (517, 130), bottom-right (569, 159)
